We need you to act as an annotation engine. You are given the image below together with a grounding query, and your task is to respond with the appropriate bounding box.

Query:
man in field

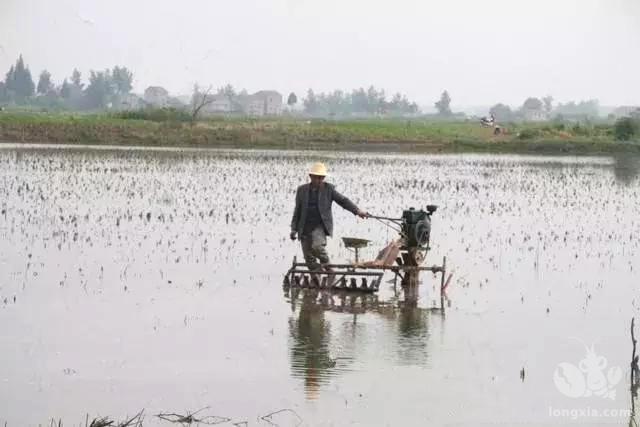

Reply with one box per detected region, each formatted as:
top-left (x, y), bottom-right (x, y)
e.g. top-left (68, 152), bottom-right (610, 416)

top-left (290, 162), bottom-right (368, 283)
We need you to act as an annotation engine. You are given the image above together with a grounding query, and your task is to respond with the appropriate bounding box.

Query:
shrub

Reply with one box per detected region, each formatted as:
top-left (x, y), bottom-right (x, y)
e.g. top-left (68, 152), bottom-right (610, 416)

top-left (614, 117), bottom-right (639, 141)
top-left (112, 107), bottom-right (191, 122)
top-left (571, 123), bottom-right (592, 137)
top-left (518, 128), bottom-right (541, 140)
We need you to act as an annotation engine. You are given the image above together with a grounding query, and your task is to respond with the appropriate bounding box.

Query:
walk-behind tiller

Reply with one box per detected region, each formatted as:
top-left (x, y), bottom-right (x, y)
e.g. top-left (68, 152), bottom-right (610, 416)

top-left (283, 205), bottom-right (447, 294)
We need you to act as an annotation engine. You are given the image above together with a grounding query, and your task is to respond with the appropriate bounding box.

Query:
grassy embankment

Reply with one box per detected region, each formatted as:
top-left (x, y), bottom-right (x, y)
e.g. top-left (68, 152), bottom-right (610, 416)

top-left (0, 111), bottom-right (639, 154)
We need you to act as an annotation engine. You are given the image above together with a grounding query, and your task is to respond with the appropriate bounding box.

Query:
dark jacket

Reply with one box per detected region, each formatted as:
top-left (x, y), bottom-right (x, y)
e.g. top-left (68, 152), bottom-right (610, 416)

top-left (290, 182), bottom-right (359, 237)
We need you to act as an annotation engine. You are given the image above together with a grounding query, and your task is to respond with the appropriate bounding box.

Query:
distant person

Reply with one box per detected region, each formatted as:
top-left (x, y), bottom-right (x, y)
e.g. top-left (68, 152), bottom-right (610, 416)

top-left (290, 162), bottom-right (368, 282)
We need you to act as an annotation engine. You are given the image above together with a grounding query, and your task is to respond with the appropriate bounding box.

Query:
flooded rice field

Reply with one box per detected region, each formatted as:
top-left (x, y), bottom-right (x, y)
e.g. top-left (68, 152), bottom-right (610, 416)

top-left (1, 144), bottom-right (640, 426)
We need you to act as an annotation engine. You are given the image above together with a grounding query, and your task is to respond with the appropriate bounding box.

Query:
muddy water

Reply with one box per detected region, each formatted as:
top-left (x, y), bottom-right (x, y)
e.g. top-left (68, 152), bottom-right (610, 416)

top-left (0, 145), bottom-right (639, 426)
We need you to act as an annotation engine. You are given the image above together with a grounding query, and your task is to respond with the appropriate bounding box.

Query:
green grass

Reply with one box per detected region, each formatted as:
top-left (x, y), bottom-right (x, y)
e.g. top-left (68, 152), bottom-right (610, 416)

top-left (0, 111), bottom-right (638, 154)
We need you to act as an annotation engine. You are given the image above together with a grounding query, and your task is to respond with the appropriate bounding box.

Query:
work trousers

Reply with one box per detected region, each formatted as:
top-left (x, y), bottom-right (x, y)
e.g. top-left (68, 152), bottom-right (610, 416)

top-left (301, 225), bottom-right (330, 271)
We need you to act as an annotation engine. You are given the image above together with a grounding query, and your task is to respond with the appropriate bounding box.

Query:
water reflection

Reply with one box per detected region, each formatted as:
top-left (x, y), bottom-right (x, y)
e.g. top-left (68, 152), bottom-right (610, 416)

top-left (285, 287), bottom-right (439, 399)
top-left (287, 288), bottom-right (336, 400)
top-left (613, 154), bottom-right (640, 185)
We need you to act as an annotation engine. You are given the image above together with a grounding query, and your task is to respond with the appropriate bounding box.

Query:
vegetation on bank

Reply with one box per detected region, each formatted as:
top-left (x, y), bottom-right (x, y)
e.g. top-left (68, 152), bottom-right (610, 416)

top-left (0, 111), bottom-right (639, 154)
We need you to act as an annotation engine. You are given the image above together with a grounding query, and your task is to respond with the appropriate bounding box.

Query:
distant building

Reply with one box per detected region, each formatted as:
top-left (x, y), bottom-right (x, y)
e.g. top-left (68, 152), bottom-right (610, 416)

top-left (253, 90), bottom-right (283, 115)
top-left (144, 86), bottom-right (169, 108)
top-left (115, 93), bottom-right (144, 110)
top-left (203, 94), bottom-right (233, 113)
top-left (237, 90), bottom-right (283, 116)
top-left (191, 90), bottom-right (283, 116)
top-left (522, 109), bottom-right (548, 122)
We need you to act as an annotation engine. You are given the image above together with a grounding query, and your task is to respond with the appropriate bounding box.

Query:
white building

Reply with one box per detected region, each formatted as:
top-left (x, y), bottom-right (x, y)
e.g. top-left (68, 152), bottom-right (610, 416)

top-left (522, 109), bottom-right (548, 122)
top-left (204, 95), bottom-right (233, 113)
top-left (253, 90), bottom-right (283, 115)
top-left (236, 90), bottom-right (283, 116)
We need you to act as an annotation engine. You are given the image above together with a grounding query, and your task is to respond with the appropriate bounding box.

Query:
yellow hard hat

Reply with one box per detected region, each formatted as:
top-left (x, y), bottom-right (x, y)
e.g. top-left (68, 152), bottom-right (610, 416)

top-left (309, 162), bottom-right (327, 176)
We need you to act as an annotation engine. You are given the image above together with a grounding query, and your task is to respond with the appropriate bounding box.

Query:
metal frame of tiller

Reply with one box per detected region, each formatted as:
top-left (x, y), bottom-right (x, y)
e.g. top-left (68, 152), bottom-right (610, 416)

top-left (283, 207), bottom-right (447, 295)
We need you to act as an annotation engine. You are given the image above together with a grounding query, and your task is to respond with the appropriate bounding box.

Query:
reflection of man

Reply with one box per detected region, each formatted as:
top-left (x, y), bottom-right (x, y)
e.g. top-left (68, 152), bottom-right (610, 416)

top-left (288, 289), bottom-right (333, 400)
top-left (290, 162), bottom-right (368, 284)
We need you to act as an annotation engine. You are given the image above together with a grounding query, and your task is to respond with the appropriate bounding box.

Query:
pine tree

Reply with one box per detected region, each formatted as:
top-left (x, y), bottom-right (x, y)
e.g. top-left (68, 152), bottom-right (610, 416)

top-left (12, 55), bottom-right (35, 99)
top-left (4, 66), bottom-right (15, 95)
top-left (287, 92), bottom-right (297, 107)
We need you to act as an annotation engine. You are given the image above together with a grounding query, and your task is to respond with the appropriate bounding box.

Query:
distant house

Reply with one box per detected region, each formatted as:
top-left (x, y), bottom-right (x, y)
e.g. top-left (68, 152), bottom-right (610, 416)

top-left (115, 93), bottom-right (144, 110)
top-left (237, 90), bottom-right (283, 116)
top-left (253, 90), bottom-right (283, 115)
top-left (522, 109), bottom-right (548, 122)
top-left (203, 94), bottom-right (233, 113)
top-left (144, 86), bottom-right (169, 108)
top-left (191, 90), bottom-right (283, 116)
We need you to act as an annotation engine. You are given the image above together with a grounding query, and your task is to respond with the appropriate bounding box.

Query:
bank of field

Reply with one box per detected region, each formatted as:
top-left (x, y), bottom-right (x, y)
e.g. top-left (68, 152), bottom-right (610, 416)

top-left (0, 111), bottom-right (639, 154)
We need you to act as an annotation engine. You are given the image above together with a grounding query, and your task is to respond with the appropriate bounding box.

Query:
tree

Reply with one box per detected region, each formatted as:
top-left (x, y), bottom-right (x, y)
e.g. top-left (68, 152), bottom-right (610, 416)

top-left (542, 95), bottom-right (553, 115)
top-left (287, 92), bottom-right (297, 107)
top-left (191, 84), bottom-right (214, 124)
top-left (37, 70), bottom-right (53, 95)
top-left (60, 79), bottom-right (71, 99)
top-left (216, 83), bottom-right (240, 111)
top-left (614, 117), bottom-right (639, 141)
top-left (555, 99), bottom-right (599, 118)
top-left (218, 83), bottom-right (236, 99)
top-left (111, 66), bottom-right (133, 95)
top-left (489, 103), bottom-right (513, 122)
top-left (63, 69), bottom-right (85, 108)
top-left (5, 55), bottom-right (35, 100)
top-left (388, 92), bottom-right (416, 115)
top-left (435, 90), bottom-right (452, 115)
top-left (522, 97), bottom-right (543, 111)
top-left (3, 66), bottom-right (15, 101)
top-left (326, 90), bottom-right (347, 116)
top-left (297, 86), bottom-right (420, 117)
top-left (351, 88), bottom-right (368, 113)
top-left (16, 55), bottom-right (35, 98)
top-left (85, 70), bottom-right (114, 109)
top-left (303, 89), bottom-right (319, 115)
top-left (71, 68), bottom-right (84, 90)
top-left (390, 92), bottom-right (403, 109)
top-left (366, 85), bottom-right (385, 114)
top-left (5, 66), bottom-right (15, 85)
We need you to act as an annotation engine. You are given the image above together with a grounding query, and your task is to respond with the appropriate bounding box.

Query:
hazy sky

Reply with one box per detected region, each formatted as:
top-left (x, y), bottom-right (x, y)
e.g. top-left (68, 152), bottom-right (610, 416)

top-left (1, 0), bottom-right (639, 108)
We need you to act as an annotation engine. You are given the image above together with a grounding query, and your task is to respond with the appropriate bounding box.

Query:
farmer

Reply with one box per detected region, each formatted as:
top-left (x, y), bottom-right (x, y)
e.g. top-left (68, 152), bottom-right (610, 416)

top-left (290, 162), bottom-right (368, 280)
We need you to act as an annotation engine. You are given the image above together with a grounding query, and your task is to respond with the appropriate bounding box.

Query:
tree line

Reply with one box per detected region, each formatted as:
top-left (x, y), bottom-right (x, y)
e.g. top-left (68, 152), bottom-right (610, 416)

top-left (489, 96), bottom-right (600, 122)
top-left (0, 54), bottom-right (609, 123)
top-left (0, 54), bottom-right (133, 110)
top-left (300, 87), bottom-right (427, 117)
